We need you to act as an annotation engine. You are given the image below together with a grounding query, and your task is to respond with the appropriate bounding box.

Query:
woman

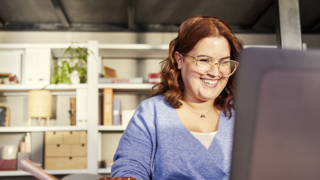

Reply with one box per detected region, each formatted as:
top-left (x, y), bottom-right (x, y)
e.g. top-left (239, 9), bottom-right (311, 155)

top-left (111, 15), bottom-right (243, 180)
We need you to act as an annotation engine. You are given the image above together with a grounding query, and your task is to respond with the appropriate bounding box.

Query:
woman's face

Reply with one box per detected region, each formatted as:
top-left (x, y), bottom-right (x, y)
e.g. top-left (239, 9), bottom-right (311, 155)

top-left (175, 36), bottom-right (231, 103)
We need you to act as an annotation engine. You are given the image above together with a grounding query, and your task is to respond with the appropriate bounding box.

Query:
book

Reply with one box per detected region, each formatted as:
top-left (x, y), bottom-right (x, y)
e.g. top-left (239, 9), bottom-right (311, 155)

top-left (25, 133), bottom-right (31, 153)
top-left (112, 99), bottom-right (121, 125)
top-left (103, 89), bottom-right (113, 126)
top-left (99, 91), bottom-right (103, 125)
top-left (69, 97), bottom-right (76, 125)
top-left (99, 77), bottom-right (143, 84)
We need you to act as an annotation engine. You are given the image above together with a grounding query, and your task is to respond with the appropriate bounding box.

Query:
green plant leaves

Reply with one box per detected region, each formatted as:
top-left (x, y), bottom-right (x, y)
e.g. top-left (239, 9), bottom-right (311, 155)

top-left (50, 44), bottom-right (88, 84)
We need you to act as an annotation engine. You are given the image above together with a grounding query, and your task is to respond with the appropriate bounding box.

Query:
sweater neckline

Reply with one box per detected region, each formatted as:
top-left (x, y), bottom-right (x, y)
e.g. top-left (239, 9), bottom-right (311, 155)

top-left (165, 100), bottom-right (230, 175)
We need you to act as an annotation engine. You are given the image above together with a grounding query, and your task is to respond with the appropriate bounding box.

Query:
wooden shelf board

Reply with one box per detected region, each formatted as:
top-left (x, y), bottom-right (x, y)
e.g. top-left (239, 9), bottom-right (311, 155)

top-left (0, 84), bottom-right (87, 91)
top-left (98, 167), bottom-right (111, 174)
top-left (98, 83), bottom-right (154, 91)
top-left (98, 125), bottom-right (126, 131)
top-left (0, 43), bottom-right (87, 49)
top-left (98, 44), bottom-right (168, 50)
top-left (0, 126), bottom-right (87, 133)
top-left (0, 169), bottom-right (88, 176)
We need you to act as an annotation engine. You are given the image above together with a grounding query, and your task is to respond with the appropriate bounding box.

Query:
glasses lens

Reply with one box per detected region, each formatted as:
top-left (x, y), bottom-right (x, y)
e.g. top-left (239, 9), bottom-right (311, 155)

top-left (219, 60), bottom-right (238, 76)
top-left (196, 57), bottom-right (212, 73)
top-left (196, 58), bottom-right (239, 76)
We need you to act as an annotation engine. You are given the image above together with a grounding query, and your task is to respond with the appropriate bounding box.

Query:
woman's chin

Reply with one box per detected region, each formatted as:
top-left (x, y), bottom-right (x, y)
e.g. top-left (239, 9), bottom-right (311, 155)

top-left (197, 93), bottom-right (218, 102)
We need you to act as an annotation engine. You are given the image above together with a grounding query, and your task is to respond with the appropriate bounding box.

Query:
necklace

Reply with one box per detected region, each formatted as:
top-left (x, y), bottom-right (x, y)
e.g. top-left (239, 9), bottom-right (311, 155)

top-left (183, 102), bottom-right (214, 119)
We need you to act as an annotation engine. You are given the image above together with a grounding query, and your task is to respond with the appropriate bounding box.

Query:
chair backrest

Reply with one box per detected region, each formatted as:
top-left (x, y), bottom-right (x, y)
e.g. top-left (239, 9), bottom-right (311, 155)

top-left (61, 174), bottom-right (102, 180)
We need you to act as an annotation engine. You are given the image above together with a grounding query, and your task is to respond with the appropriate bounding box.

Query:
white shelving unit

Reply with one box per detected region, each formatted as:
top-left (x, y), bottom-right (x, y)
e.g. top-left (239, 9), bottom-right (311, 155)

top-left (0, 169), bottom-right (88, 177)
top-left (98, 167), bottom-right (112, 174)
top-left (0, 84), bottom-right (87, 91)
top-left (98, 83), bottom-right (154, 91)
top-left (98, 125), bottom-right (126, 131)
top-left (0, 126), bottom-right (87, 133)
top-left (0, 41), bottom-right (164, 177)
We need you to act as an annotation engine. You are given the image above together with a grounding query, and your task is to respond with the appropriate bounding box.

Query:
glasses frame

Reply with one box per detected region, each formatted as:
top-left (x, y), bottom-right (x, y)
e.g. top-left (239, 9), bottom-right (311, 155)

top-left (181, 53), bottom-right (239, 77)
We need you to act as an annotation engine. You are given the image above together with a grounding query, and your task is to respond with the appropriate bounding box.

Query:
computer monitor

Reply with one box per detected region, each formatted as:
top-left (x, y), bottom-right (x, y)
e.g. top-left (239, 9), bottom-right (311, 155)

top-left (230, 48), bottom-right (320, 180)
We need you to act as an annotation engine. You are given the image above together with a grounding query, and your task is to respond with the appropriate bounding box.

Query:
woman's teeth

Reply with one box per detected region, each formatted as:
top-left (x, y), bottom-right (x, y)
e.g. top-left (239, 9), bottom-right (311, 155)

top-left (202, 79), bottom-right (217, 85)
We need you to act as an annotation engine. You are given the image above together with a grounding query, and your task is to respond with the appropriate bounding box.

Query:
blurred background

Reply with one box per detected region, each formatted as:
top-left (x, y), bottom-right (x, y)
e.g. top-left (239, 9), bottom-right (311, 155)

top-left (0, 0), bottom-right (319, 179)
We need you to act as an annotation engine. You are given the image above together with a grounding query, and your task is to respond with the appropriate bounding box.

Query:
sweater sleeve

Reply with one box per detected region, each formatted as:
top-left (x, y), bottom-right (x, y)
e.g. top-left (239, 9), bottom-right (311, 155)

top-left (111, 100), bottom-right (156, 180)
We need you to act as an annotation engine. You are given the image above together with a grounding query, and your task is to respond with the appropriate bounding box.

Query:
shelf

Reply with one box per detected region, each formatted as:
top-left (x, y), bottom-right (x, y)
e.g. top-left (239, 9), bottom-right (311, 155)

top-left (0, 84), bottom-right (87, 92)
top-left (98, 125), bottom-right (126, 131)
top-left (0, 43), bottom-right (87, 49)
top-left (0, 169), bottom-right (88, 176)
top-left (98, 44), bottom-right (168, 50)
top-left (0, 126), bottom-right (87, 133)
top-left (98, 167), bottom-right (112, 174)
top-left (98, 44), bottom-right (169, 58)
top-left (98, 83), bottom-right (154, 91)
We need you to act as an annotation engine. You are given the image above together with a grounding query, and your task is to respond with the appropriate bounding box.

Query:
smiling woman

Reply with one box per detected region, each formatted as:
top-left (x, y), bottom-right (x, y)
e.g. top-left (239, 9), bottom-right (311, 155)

top-left (111, 15), bottom-right (243, 180)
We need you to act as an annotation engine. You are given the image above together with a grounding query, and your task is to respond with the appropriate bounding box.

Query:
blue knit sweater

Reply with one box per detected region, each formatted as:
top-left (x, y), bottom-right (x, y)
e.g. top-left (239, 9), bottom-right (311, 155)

top-left (111, 95), bottom-right (235, 180)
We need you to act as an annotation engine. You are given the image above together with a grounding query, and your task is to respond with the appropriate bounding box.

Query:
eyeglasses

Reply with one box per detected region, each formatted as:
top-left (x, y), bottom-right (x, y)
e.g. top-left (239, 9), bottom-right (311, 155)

top-left (181, 53), bottom-right (239, 77)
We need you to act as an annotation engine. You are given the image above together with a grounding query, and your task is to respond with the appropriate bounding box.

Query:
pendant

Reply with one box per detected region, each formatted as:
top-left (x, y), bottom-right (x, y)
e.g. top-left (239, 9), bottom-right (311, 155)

top-left (200, 115), bottom-right (206, 119)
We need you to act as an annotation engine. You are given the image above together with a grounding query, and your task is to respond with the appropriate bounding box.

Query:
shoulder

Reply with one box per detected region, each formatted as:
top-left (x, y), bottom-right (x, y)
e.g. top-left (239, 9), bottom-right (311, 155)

top-left (138, 95), bottom-right (169, 110)
top-left (131, 95), bottom-right (173, 127)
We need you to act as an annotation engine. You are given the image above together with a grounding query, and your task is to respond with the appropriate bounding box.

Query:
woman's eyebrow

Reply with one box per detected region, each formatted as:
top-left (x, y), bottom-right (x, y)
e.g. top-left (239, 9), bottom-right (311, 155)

top-left (196, 54), bottom-right (231, 60)
top-left (220, 56), bottom-right (230, 60)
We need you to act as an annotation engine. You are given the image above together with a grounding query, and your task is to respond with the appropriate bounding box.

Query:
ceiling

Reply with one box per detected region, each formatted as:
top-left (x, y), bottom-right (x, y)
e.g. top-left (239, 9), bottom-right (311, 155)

top-left (0, 0), bottom-right (319, 34)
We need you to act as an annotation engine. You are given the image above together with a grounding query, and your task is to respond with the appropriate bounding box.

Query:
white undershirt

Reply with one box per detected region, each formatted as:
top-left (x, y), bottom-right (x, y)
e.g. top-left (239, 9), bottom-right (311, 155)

top-left (189, 131), bottom-right (217, 149)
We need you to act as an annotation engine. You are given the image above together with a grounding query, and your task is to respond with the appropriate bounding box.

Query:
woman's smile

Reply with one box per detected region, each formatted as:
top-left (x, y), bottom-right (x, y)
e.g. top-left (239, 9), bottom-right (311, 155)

top-left (201, 78), bottom-right (219, 87)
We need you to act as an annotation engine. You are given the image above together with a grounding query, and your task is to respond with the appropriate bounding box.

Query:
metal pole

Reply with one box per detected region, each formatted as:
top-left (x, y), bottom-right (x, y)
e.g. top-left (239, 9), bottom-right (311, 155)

top-left (275, 0), bottom-right (302, 50)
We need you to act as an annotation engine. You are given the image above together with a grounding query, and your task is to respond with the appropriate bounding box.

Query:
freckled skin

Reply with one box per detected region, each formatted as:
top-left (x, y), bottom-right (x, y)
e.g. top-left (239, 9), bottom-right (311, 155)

top-left (175, 36), bottom-right (231, 103)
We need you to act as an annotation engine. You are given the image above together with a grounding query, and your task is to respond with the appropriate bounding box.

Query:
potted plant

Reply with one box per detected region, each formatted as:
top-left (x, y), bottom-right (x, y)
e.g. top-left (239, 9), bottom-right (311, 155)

top-left (50, 44), bottom-right (88, 84)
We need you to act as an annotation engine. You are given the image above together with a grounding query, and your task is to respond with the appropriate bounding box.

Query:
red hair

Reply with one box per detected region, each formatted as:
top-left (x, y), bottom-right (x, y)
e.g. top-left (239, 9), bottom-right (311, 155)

top-left (152, 15), bottom-right (243, 118)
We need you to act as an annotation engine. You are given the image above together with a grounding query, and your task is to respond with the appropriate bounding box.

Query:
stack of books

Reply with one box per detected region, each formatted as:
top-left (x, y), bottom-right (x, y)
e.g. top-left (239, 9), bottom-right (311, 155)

top-left (99, 77), bottom-right (143, 84)
top-left (99, 89), bottom-right (121, 126)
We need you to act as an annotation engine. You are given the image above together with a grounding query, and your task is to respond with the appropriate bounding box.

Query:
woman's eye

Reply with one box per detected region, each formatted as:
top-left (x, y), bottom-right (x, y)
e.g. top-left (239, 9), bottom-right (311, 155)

top-left (221, 60), bottom-right (230, 65)
top-left (199, 58), bottom-right (210, 63)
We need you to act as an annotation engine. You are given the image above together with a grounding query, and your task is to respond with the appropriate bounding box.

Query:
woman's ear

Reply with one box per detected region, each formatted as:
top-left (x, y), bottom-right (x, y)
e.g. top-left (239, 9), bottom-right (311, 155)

top-left (174, 51), bottom-right (183, 69)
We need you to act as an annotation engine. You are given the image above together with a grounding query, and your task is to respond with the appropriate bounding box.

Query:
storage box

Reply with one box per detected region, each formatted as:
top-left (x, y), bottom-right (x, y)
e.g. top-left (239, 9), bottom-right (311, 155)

top-left (79, 131), bottom-right (87, 144)
top-left (71, 144), bottom-right (87, 156)
top-left (44, 131), bottom-right (87, 170)
top-left (45, 131), bottom-right (63, 144)
top-left (0, 159), bottom-right (17, 171)
top-left (45, 144), bottom-right (71, 157)
top-left (62, 131), bottom-right (80, 144)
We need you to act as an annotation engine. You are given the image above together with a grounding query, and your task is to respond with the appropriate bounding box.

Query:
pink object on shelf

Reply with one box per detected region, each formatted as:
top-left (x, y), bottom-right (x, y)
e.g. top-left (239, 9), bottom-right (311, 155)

top-left (0, 159), bottom-right (17, 170)
top-left (148, 73), bottom-right (161, 84)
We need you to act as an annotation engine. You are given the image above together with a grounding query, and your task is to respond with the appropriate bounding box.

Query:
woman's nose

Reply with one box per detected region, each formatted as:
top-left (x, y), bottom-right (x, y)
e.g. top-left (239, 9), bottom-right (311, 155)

top-left (208, 63), bottom-right (221, 76)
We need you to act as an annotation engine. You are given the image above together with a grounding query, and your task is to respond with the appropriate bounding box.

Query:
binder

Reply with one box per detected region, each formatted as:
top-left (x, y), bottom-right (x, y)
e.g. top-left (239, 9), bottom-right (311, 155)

top-left (103, 89), bottom-right (113, 126)
top-left (112, 99), bottom-right (121, 125)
